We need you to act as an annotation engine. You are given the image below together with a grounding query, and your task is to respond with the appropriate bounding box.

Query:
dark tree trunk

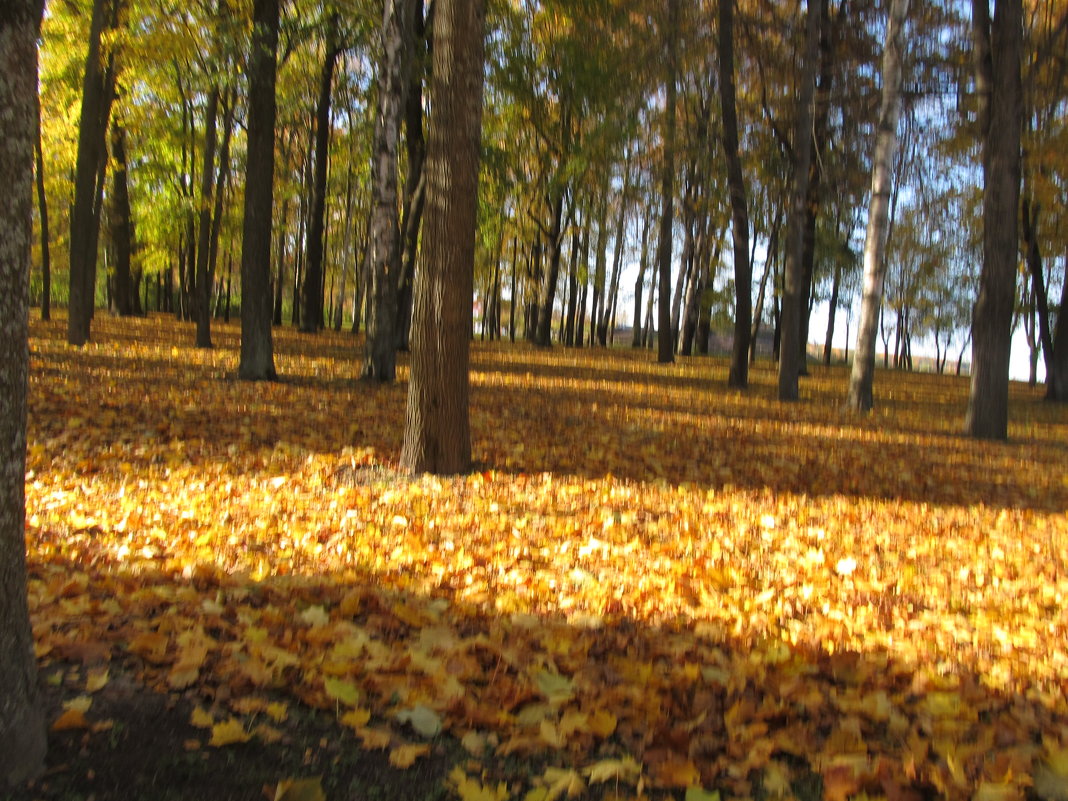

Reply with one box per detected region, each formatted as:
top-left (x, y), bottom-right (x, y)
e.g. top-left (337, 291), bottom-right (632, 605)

top-left (194, 87), bottom-right (220, 347)
top-left (397, 0), bottom-right (428, 350)
top-left (302, 13), bottom-right (341, 334)
top-left (0, 1), bottom-right (48, 784)
top-left (656, 0), bottom-right (680, 364)
top-left (67, 0), bottom-right (119, 345)
top-left (965, 0), bottom-right (1022, 439)
top-left (1046, 247), bottom-right (1068, 401)
top-left (363, 0), bottom-right (414, 381)
top-left (238, 0), bottom-right (280, 381)
top-left (823, 261), bottom-right (840, 365)
top-left (1021, 198), bottom-right (1054, 383)
top-left (719, 0), bottom-right (752, 388)
top-left (632, 208), bottom-right (651, 347)
top-left (34, 103), bottom-right (50, 321)
top-left (778, 0), bottom-right (822, 400)
top-left (108, 123), bottom-right (134, 315)
top-left (400, 0), bottom-right (486, 475)
top-left (535, 187), bottom-right (566, 346)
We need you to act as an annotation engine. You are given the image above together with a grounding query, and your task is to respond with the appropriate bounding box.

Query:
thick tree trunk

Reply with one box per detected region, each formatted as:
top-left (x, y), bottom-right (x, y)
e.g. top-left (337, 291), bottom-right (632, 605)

top-left (363, 0), bottom-right (414, 380)
top-left (656, 0), bottom-right (680, 364)
top-left (400, 0), bottom-right (485, 475)
top-left (778, 0), bottom-right (822, 401)
top-left (719, 0), bottom-right (752, 387)
top-left (965, 0), bottom-right (1022, 439)
top-left (301, 15), bottom-right (340, 334)
top-left (0, 2), bottom-right (48, 785)
top-left (67, 0), bottom-right (119, 345)
top-left (238, 0), bottom-right (279, 381)
top-left (847, 0), bottom-right (909, 410)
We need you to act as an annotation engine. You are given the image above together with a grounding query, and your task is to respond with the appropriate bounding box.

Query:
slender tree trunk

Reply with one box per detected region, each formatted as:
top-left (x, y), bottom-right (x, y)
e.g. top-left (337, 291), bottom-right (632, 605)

top-left (564, 227), bottom-right (579, 346)
top-left (194, 86), bottom-right (220, 348)
top-left (34, 103), bottom-right (50, 321)
top-left (823, 260), bottom-right (841, 365)
top-left (656, 0), bottom-right (680, 364)
top-left (535, 187), bottom-right (566, 346)
top-left (238, 0), bottom-right (279, 381)
top-left (67, 0), bottom-right (119, 345)
top-left (1046, 246), bottom-right (1068, 400)
top-left (778, 0), bottom-right (822, 400)
top-left (1021, 197), bottom-right (1054, 382)
top-left (720, 0), bottom-right (752, 387)
top-left (401, 0), bottom-right (485, 475)
top-left (108, 123), bottom-right (134, 315)
top-left (363, 0), bottom-right (414, 380)
top-left (751, 210), bottom-right (781, 364)
top-left (302, 14), bottom-right (341, 334)
top-left (396, 0), bottom-right (427, 351)
top-left (0, 1), bottom-right (48, 784)
top-left (632, 208), bottom-right (651, 347)
top-left (965, 0), bottom-right (1022, 439)
top-left (847, 0), bottom-right (909, 410)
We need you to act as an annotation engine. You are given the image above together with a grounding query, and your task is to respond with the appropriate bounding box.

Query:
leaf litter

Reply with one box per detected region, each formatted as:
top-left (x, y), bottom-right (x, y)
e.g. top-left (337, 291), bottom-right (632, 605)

top-left (23, 315), bottom-right (1068, 800)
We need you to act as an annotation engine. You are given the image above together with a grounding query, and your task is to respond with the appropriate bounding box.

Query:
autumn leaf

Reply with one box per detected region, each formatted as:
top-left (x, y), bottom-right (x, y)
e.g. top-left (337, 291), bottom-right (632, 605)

top-left (323, 677), bottom-right (360, 707)
top-left (354, 727), bottom-right (392, 750)
top-left (449, 766), bottom-right (510, 801)
top-left (209, 718), bottom-right (251, 746)
top-left (52, 708), bottom-right (89, 731)
top-left (389, 743), bottom-right (430, 768)
top-left (273, 777), bottom-right (326, 801)
top-left (583, 757), bottom-right (641, 785)
top-left (395, 704), bottom-right (443, 738)
top-left (190, 706), bottom-right (214, 729)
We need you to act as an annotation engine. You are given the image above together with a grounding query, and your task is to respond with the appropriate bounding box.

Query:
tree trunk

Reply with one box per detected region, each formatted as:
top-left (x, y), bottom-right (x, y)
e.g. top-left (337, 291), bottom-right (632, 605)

top-left (108, 123), bottom-right (134, 315)
top-left (965, 0), bottom-right (1022, 439)
top-left (194, 86), bottom-right (220, 348)
top-left (1021, 197), bottom-right (1054, 383)
top-left (750, 210), bottom-right (781, 364)
top-left (535, 187), bottom-right (566, 346)
top-left (238, 0), bottom-right (279, 381)
top-left (400, 0), bottom-right (485, 475)
top-left (1046, 246), bottom-right (1068, 401)
top-left (0, 1), bottom-right (48, 785)
top-left (363, 0), bottom-right (414, 381)
top-left (396, 0), bottom-right (427, 351)
top-left (823, 260), bottom-right (840, 365)
top-left (67, 0), bottom-right (119, 345)
top-left (777, 0), bottom-right (822, 401)
top-left (632, 207), bottom-right (651, 347)
top-left (656, 0), bottom-right (680, 364)
top-left (301, 13), bottom-right (341, 334)
top-left (34, 102), bottom-right (50, 321)
top-left (847, 0), bottom-right (909, 410)
top-left (719, 0), bottom-right (752, 388)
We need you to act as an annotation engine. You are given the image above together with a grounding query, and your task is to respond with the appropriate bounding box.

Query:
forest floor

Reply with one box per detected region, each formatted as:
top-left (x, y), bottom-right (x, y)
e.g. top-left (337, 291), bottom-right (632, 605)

top-left (10, 314), bottom-right (1068, 801)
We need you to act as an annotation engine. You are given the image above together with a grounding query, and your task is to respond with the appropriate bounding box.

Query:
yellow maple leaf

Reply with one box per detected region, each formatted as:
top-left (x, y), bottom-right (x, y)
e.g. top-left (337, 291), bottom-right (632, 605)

top-left (340, 708), bottom-right (372, 730)
top-left (52, 708), bottom-right (89, 731)
top-left (584, 757), bottom-right (641, 785)
top-left (449, 766), bottom-right (509, 801)
top-left (209, 718), bottom-right (251, 747)
top-left (355, 727), bottom-right (392, 750)
top-left (190, 706), bottom-right (214, 729)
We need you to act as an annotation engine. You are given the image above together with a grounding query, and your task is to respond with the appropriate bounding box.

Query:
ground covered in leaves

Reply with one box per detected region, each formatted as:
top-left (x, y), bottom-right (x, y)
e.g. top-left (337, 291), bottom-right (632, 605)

top-left (13, 314), bottom-right (1068, 801)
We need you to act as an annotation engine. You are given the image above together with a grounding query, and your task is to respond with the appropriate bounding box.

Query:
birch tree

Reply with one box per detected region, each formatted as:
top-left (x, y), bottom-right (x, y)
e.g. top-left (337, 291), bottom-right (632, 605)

top-left (846, 0), bottom-right (910, 412)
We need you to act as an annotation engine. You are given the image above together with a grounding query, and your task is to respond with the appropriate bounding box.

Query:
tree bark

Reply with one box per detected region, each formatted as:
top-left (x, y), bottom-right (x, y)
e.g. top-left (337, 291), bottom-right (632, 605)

top-left (719, 0), bottom-right (752, 388)
top-left (0, 0), bottom-right (48, 785)
top-left (67, 0), bottom-right (119, 345)
top-left (400, 0), bottom-right (485, 475)
top-left (108, 122), bottom-right (135, 315)
top-left (778, 0), bottom-right (822, 401)
top-left (301, 12), bottom-right (340, 334)
top-left (847, 0), bottom-right (909, 410)
top-left (1046, 247), bottom-right (1068, 401)
top-left (965, 0), bottom-right (1022, 439)
top-left (1021, 197), bottom-right (1054, 384)
top-left (238, 0), bottom-right (279, 381)
top-left (194, 86), bottom-right (220, 347)
top-left (34, 101), bottom-right (50, 321)
top-left (656, 0), bottom-right (680, 364)
top-left (363, 0), bottom-right (414, 380)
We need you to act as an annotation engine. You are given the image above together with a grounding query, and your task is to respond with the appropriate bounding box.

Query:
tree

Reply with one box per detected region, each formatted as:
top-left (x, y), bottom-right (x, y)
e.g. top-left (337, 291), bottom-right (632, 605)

top-left (655, 0), bottom-right (681, 365)
top-left (719, 0), bottom-right (752, 388)
top-left (238, 0), bottom-right (281, 381)
top-left (67, 0), bottom-right (122, 346)
top-left (400, 0), bottom-right (486, 474)
top-left (965, 0), bottom-right (1023, 439)
top-left (778, 0), bottom-right (823, 401)
top-left (0, 0), bottom-right (48, 785)
top-left (846, 0), bottom-right (910, 412)
top-left (363, 0), bottom-right (414, 381)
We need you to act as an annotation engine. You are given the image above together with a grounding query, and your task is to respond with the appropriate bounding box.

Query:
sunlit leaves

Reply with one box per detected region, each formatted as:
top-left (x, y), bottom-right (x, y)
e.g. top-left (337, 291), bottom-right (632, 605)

top-left (24, 316), bottom-right (1068, 799)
